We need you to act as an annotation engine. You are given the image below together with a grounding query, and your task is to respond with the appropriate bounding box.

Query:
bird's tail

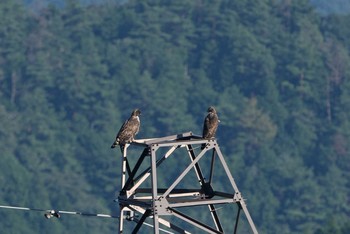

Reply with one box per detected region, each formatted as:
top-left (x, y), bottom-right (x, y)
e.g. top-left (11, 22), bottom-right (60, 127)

top-left (111, 139), bottom-right (120, 148)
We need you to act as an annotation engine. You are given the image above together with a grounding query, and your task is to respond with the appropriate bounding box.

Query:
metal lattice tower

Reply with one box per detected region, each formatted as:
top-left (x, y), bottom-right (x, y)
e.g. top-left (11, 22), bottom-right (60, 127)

top-left (116, 132), bottom-right (258, 234)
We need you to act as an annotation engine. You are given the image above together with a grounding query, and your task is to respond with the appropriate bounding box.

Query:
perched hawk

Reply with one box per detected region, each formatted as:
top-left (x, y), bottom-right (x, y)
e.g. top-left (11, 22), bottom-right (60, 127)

top-left (111, 109), bottom-right (141, 149)
top-left (201, 106), bottom-right (219, 149)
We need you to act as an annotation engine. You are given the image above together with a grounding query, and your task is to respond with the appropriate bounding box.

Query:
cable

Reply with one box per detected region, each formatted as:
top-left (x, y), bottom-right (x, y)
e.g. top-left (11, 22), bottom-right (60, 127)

top-left (0, 205), bottom-right (174, 233)
top-left (0, 205), bottom-right (119, 219)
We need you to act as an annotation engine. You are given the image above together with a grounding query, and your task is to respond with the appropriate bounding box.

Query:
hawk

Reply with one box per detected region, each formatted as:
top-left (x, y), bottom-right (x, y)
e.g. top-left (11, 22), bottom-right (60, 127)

top-left (201, 106), bottom-right (219, 149)
top-left (111, 109), bottom-right (141, 149)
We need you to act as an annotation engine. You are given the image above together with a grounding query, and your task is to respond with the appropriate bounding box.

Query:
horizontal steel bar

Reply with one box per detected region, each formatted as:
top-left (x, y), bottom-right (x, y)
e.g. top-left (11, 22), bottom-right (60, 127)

top-left (168, 198), bottom-right (236, 208)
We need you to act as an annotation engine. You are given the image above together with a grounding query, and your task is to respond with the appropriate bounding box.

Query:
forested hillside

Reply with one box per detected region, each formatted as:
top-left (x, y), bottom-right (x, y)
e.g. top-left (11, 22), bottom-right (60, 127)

top-left (1, 0), bottom-right (350, 233)
top-left (23, 0), bottom-right (350, 15)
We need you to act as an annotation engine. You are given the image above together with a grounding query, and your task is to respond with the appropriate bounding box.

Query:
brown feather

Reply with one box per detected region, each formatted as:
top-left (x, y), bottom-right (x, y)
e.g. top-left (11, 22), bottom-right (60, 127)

top-left (111, 109), bottom-right (141, 149)
top-left (201, 107), bottom-right (219, 149)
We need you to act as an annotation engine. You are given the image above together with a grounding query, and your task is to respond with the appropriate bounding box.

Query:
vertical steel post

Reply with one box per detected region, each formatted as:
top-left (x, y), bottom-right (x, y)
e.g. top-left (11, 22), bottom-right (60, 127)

top-left (150, 144), bottom-right (160, 234)
top-left (118, 145), bottom-right (128, 233)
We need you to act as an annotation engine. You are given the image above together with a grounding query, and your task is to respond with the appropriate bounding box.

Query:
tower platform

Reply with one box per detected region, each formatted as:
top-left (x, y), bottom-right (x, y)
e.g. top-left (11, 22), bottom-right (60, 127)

top-left (116, 132), bottom-right (258, 234)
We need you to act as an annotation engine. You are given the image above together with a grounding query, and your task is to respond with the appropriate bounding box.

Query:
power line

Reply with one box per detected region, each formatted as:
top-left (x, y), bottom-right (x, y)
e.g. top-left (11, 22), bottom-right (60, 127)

top-left (0, 204), bottom-right (174, 233)
top-left (0, 205), bottom-right (119, 219)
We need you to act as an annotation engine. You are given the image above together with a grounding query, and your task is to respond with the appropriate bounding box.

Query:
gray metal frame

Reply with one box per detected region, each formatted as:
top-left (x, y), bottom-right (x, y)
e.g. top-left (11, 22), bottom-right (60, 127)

top-left (116, 132), bottom-right (258, 234)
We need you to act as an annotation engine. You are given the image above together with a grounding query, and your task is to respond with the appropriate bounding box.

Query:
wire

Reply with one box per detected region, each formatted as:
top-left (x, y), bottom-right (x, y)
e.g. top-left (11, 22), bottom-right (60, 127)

top-left (0, 205), bottom-right (174, 233)
top-left (0, 205), bottom-right (119, 219)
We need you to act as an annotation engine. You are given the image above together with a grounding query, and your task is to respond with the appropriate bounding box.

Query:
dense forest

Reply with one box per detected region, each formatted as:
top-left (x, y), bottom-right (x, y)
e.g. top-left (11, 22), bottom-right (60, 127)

top-left (23, 0), bottom-right (350, 14)
top-left (1, 0), bottom-right (350, 233)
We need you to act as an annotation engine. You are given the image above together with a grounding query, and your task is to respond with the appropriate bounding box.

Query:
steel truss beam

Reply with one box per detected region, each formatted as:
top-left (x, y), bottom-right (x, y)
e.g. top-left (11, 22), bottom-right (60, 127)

top-left (116, 132), bottom-right (258, 234)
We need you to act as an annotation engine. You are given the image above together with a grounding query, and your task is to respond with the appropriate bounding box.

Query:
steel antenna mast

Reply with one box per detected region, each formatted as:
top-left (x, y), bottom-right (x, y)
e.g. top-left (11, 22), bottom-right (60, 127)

top-left (116, 132), bottom-right (258, 234)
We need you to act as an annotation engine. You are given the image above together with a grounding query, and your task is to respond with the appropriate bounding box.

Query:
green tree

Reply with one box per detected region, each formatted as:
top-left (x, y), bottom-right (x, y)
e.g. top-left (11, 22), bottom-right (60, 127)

top-left (0, 0), bottom-right (27, 105)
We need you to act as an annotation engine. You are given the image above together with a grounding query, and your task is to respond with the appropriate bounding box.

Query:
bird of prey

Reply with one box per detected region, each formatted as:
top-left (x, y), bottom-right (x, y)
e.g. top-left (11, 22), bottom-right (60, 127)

top-left (201, 106), bottom-right (220, 149)
top-left (111, 109), bottom-right (141, 149)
